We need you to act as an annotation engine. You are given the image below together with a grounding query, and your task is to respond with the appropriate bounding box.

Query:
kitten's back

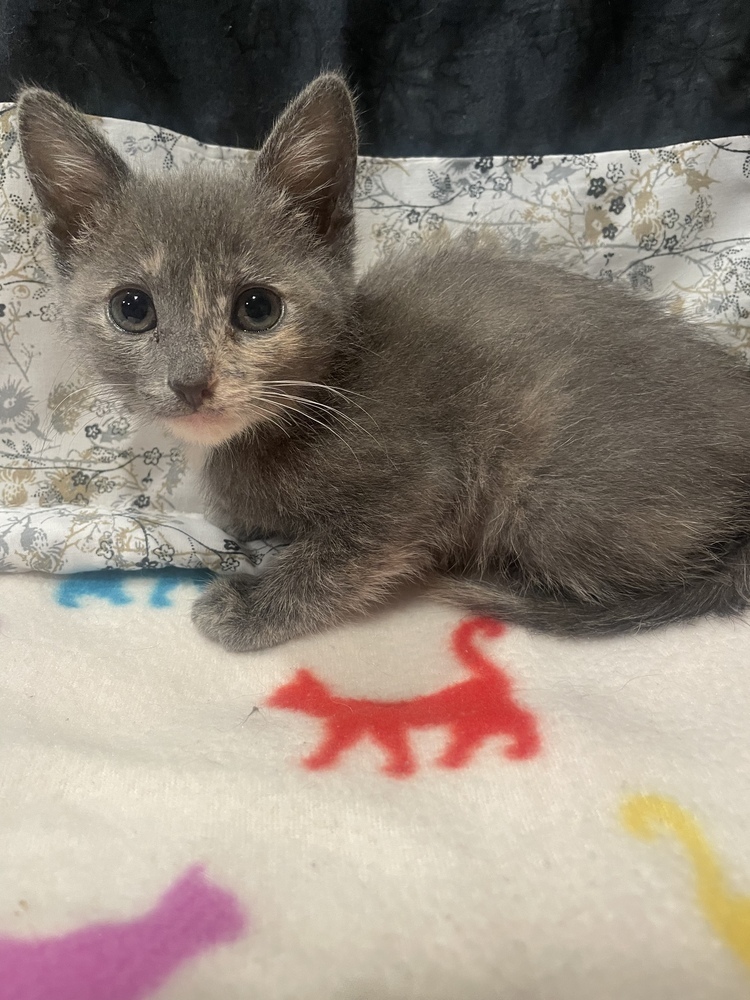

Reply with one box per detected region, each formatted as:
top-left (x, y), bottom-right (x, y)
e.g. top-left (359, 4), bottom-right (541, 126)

top-left (355, 232), bottom-right (750, 598)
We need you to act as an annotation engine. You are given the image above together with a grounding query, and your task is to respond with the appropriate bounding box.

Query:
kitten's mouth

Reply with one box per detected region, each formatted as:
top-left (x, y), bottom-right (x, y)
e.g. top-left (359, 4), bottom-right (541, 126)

top-left (164, 409), bottom-right (249, 447)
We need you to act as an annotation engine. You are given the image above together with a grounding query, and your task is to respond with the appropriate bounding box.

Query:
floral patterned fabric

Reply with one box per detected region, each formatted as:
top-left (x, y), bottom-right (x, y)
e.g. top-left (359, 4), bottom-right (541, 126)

top-left (1, 103), bottom-right (749, 573)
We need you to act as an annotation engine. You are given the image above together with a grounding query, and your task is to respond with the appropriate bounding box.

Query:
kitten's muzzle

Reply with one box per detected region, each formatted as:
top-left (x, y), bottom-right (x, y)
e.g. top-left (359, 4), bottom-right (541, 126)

top-left (168, 377), bottom-right (214, 411)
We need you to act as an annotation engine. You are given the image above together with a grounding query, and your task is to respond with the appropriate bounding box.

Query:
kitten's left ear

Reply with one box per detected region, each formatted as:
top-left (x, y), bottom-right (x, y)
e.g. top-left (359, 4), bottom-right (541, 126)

top-left (255, 73), bottom-right (358, 245)
top-left (17, 88), bottom-right (130, 264)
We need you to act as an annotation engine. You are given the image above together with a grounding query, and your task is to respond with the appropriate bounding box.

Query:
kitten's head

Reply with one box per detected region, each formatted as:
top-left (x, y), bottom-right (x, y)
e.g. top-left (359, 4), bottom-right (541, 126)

top-left (17, 74), bottom-right (358, 446)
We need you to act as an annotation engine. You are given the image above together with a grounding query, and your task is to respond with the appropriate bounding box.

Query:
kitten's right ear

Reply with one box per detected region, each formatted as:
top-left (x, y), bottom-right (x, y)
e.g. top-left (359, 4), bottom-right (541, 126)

top-left (16, 88), bottom-right (130, 264)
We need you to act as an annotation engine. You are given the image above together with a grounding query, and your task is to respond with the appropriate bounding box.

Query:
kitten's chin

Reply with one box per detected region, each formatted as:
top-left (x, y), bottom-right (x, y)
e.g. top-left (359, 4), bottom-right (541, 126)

top-left (164, 411), bottom-right (249, 447)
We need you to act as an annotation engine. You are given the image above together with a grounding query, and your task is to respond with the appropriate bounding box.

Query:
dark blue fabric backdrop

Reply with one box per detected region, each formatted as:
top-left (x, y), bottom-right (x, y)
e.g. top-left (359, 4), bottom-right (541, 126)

top-left (0, 0), bottom-right (748, 156)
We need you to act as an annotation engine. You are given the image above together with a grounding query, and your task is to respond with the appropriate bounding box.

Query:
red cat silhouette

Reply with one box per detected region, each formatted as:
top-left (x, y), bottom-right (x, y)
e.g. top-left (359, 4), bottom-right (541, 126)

top-left (267, 617), bottom-right (541, 777)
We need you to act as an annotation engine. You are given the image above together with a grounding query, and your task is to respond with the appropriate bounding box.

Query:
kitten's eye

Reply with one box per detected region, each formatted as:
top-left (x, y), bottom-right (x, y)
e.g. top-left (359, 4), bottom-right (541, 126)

top-left (232, 287), bottom-right (283, 333)
top-left (108, 289), bottom-right (157, 334)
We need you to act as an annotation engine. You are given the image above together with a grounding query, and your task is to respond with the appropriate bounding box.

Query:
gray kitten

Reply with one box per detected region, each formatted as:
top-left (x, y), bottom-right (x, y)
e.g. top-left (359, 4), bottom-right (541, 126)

top-left (16, 73), bottom-right (750, 650)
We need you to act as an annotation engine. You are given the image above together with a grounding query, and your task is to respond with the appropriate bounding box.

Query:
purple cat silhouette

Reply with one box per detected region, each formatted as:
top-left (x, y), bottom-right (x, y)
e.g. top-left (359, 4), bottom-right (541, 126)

top-left (0, 864), bottom-right (246, 1000)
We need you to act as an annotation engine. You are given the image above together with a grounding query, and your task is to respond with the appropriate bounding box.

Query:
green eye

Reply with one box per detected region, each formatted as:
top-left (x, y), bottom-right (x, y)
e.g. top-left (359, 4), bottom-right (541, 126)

top-left (109, 289), bottom-right (157, 333)
top-left (232, 287), bottom-right (283, 333)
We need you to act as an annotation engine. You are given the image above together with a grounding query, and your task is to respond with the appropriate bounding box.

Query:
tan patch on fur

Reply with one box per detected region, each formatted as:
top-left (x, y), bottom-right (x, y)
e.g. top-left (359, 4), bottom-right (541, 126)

top-left (367, 546), bottom-right (429, 596)
top-left (478, 365), bottom-right (573, 563)
top-left (213, 320), bottom-right (313, 415)
top-left (142, 244), bottom-right (165, 275)
top-left (173, 316), bottom-right (323, 444)
top-left (190, 265), bottom-right (216, 331)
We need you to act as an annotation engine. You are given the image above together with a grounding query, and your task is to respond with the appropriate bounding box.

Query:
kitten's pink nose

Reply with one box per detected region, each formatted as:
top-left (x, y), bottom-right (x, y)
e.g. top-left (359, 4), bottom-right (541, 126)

top-left (169, 378), bottom-right (213, 411)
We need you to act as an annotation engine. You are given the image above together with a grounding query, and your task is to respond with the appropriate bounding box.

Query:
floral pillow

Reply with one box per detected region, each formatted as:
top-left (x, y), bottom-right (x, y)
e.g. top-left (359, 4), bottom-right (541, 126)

top-left (1, 104), bottom-right (749, 574)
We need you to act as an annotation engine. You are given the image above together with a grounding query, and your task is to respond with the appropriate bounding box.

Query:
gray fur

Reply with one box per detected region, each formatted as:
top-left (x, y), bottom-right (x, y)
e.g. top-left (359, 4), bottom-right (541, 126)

top-left (17, 74), bottom-right (750, 650)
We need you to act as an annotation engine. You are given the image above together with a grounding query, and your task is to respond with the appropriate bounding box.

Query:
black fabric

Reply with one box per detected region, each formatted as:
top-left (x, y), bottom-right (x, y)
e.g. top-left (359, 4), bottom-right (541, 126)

top-left (0, 0), bottom-right (748, 157)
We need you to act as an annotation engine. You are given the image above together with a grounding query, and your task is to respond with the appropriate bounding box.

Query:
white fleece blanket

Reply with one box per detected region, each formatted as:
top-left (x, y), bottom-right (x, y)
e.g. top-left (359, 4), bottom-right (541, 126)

top-left (1, 570), bottom-right (750, 998)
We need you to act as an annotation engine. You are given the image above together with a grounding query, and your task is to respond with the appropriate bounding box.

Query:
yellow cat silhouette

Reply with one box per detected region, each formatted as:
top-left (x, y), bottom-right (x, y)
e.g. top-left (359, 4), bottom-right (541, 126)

top-left (621, 794), bottom-right (750, 971)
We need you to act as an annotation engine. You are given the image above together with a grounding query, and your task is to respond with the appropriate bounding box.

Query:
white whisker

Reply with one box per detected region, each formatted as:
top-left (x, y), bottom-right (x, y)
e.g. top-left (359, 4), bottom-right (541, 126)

top-left (258, 391), bottom-right (363, 468)
top-left (246, 399), bottom-right (292, 440)
top-left (262, 379), bottom-right (376, 417)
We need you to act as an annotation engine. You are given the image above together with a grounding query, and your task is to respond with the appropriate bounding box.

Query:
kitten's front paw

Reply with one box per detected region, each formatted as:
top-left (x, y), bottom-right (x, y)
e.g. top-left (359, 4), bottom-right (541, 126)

top-left (191, 575), bottom-right (276, 652)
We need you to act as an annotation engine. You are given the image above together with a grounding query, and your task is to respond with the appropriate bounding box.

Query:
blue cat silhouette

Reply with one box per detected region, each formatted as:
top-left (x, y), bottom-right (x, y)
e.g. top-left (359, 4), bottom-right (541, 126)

top-left (57, 569), bottom-right (211, 609)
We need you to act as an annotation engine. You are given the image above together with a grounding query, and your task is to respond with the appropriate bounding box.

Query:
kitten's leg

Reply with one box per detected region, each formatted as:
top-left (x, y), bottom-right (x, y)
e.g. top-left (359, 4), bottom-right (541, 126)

top-left (191, 535), bottom-right (427, 651)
